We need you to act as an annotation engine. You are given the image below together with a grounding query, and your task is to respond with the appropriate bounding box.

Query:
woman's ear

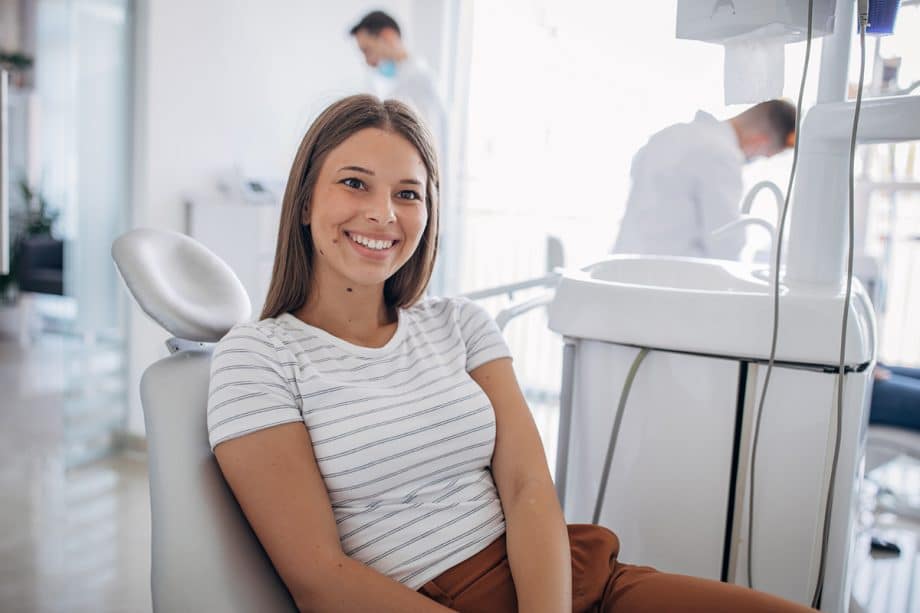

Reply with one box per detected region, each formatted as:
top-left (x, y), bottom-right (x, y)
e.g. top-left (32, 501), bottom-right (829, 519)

top-left (301, 206), bottom-right (310, 226)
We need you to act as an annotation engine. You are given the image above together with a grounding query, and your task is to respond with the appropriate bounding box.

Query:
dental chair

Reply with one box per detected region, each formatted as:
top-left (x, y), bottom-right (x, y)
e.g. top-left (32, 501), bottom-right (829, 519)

top-left (112, 228), bottom-right (297, 612)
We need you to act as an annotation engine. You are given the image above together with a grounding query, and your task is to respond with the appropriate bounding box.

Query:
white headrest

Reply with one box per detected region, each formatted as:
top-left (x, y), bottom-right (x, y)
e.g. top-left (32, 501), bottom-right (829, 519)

top-left (112, 228), bottom-right (252, 342)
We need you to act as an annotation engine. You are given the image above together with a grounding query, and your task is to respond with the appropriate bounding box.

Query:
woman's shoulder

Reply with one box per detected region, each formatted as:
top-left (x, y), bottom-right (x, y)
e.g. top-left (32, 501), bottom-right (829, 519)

top-left (215, 315), bottom-right (298, 354)
top-left (402, 295), bottom-right (482, 324)
top-left (404, 296), bottom-right (510, 370)
top-left (402, 296), bottom-right (499, 341)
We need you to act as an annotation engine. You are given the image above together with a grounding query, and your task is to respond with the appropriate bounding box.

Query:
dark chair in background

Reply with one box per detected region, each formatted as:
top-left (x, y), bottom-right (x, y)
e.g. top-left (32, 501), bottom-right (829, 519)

top-left (16, 235), bottom-right (64, 296)
top-left (8, 236), bottom-right (65, 346)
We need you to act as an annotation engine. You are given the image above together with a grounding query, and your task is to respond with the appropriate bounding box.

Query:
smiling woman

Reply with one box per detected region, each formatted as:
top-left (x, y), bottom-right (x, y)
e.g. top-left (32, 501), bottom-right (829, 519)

top-left (261, 95), bottom-right (440, 325)
top-left (205, 94), bottom-right (815, 613)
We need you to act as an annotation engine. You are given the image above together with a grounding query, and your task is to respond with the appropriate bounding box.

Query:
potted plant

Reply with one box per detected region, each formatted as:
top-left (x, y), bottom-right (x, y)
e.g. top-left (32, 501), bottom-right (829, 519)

top-left (0, 49), bottom-right (34, 88)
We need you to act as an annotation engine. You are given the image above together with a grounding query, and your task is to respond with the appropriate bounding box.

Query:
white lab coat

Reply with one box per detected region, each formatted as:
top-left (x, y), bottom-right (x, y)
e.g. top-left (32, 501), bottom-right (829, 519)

top-left (612, 111), bottom-right (746, 260)
top-left (377, 56), bottom-right (447, 163)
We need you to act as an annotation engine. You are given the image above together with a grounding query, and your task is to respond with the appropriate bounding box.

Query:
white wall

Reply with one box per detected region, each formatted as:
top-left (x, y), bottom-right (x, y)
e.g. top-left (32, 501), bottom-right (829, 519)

top-left (126, 0), bottom-right (422, 434)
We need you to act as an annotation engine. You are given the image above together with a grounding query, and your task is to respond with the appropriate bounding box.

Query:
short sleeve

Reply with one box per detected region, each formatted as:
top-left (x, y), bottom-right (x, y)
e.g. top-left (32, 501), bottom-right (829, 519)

top-left (455, 298), bottom-right (512, 372)
top-left (206, 323), bottom-right (303, 450)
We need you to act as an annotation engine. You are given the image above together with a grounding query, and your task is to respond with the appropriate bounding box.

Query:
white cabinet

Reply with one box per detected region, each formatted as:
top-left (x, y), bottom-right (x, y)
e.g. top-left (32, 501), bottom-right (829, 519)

top-left (186, 200), bottom-right (281, 320)
top-left (563, 343), bottom-right (740, 579)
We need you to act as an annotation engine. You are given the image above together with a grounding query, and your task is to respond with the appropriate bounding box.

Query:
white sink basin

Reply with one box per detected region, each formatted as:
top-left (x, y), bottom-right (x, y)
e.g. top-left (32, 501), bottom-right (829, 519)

top-left (586, 256), bottom-right (769, 293)
top-left (547, 255), bottom-right (874, 366)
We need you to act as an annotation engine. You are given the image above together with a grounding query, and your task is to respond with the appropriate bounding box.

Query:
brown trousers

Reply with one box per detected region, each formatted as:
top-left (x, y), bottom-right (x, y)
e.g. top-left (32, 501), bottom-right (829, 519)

top-left (418, 525), bottom-right (815, 612)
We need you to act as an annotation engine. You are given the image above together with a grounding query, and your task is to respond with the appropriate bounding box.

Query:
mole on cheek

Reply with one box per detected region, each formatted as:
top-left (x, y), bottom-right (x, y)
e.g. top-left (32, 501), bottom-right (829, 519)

top-left (346, 288), bottom-right (353, 293)
top-left (332, 239), bottom-right (338, 244)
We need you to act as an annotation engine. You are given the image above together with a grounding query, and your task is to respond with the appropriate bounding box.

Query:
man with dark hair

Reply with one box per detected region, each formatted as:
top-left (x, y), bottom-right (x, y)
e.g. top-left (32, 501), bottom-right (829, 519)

top-left (613, 99), bottom-right (796, 260)
top-left (349, 10), bottom-right (401, 37)
top-left (349, 10), bottom-right (446, 156)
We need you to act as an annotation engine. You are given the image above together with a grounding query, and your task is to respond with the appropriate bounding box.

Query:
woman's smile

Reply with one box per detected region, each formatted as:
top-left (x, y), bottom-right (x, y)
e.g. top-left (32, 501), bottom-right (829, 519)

top-left (343, 229), bottom-right (401, 261)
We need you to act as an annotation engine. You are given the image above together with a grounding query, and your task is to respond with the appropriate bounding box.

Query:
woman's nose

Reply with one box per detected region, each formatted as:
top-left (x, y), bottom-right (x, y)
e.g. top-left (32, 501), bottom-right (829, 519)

top-left (365, 193), bottom-right (396, 224)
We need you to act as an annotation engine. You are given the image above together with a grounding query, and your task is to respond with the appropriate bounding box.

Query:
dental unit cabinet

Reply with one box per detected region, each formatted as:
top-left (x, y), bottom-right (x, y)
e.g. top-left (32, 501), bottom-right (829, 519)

top-left (549, 256), bottom-right (874, 610)
top-left (549, 1), bottom-right (919, 611)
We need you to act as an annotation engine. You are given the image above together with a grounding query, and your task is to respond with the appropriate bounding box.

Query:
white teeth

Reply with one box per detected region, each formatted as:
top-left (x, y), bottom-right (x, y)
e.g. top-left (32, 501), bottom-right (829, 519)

top-left (349, 233), bottom-right (394, 250)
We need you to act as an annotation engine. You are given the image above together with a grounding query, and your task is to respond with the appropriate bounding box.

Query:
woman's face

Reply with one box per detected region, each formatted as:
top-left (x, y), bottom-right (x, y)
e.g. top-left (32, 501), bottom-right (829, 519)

top-left (304, 127), bottom-right (428, 291)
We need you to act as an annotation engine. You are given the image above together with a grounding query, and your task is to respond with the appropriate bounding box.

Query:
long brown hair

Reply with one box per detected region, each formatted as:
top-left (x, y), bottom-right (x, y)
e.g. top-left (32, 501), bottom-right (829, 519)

top-left (260, 95), bottom-right (440, 320)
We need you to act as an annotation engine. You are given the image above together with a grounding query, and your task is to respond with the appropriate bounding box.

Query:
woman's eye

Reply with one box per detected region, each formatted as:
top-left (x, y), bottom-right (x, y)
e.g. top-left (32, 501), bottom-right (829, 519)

top-left (397, 190), bottom-right (421, 201)
top-left (341, 178), bottom-right (366, 190)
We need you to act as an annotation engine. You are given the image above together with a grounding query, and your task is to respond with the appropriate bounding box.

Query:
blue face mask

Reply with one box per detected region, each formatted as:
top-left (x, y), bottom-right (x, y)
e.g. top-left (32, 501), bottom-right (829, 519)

top-left (377, 59), bottom-right (397, 79)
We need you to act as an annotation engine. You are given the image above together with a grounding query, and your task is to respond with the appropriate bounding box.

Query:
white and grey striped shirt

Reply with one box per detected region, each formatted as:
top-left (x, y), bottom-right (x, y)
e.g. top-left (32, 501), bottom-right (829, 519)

top-left (207, 296), bottom-right (511, 589)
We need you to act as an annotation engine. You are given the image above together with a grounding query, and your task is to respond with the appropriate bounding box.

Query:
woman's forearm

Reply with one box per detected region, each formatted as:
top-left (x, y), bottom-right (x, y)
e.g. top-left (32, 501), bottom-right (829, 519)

top-left (503, 479), bottom-right (572, 613)
top-left (294, 554), bottom-right (454, 613)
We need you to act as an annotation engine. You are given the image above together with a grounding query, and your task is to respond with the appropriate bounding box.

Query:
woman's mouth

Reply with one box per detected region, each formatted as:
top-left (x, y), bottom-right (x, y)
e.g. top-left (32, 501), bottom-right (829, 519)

top-left (344, 231), bottom-right (400, 257)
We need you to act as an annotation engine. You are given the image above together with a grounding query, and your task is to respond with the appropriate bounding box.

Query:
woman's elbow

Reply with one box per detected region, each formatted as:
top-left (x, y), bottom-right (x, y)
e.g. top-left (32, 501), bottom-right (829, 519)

top-left (290, 580), bottom-right (320, 613)
top-left (287, 553), bottom-right (349, 613)
top-left (292, 581), bottom-right (332, 613)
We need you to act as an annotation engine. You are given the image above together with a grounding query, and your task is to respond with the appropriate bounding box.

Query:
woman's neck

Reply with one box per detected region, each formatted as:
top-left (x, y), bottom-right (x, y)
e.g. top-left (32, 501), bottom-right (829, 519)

top-left (293, 272), bottom-right (396, 348)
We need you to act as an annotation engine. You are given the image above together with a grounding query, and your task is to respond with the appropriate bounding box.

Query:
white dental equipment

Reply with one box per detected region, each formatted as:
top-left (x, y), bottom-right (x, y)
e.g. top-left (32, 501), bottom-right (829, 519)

top-left (550, 1), bottom-right (919, 611)
top-left (676, 0), bottom-right (837, 104)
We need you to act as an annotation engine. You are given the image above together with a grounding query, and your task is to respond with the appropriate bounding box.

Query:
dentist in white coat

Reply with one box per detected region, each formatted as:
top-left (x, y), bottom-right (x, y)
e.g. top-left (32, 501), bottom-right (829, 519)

top-left (350, 10), bottom-right (447, 161)
top-left (612, 100), bottom-right (795, 260)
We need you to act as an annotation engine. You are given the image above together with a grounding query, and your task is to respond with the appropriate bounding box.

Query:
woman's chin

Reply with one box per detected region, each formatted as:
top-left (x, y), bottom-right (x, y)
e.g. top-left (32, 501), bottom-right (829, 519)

top-left (338, 270), bottom-right (395, 290)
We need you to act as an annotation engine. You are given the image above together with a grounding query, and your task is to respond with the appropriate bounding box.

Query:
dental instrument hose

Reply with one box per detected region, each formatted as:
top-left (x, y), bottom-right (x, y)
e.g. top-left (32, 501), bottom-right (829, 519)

top-left (593, 347), bottom-right (649, 525)
top-left (812, 3), bottom-right (869, 607)
top-left (745, 0), bottom-right (814, 592)
top-left (744, 0), bottom-right (870, 608)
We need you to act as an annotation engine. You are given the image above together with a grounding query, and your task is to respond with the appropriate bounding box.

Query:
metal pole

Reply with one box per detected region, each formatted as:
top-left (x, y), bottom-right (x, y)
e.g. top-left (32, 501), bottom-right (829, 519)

top-left (816, 0), bottom-right (854, 103)
top-left (554, 340), bottom-right (576, 508)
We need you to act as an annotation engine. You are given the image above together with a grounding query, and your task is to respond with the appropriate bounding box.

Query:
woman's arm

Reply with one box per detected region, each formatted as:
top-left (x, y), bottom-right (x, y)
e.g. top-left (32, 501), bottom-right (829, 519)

top-left (470, 358), bottom-right (571, 613)
top-left (214, 422), bottom-right (453, 613)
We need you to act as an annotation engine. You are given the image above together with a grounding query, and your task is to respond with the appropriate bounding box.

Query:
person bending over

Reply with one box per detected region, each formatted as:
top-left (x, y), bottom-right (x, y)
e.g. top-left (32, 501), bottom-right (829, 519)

top-left (613, 100), bottom-right (795, 260)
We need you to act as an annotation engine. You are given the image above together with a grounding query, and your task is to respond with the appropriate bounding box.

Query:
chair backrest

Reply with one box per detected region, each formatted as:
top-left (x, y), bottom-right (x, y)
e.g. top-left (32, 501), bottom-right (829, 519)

top-left (112, 228), bottom-right (296, 612)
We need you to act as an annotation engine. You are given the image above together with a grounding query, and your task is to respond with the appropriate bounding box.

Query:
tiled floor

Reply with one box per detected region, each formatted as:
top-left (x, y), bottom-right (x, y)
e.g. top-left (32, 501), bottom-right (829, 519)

top-left (851, 457), bottom-right (920, 613)
top-left (0, 332), bottom-right (917, 612)
top-left (0, 334), bottom-right (151, 613)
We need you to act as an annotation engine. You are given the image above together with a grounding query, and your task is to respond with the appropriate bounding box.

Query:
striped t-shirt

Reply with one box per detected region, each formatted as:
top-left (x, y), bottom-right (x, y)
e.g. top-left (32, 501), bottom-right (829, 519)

top-left (206, 296), bottom-right (511, 589)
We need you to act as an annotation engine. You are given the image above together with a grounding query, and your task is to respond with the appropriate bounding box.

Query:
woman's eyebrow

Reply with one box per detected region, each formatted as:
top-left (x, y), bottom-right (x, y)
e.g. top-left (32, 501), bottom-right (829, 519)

top-left (338, 165), bottom-right (422, 186)
top-left (338, 165), bottom-right (374, 175)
